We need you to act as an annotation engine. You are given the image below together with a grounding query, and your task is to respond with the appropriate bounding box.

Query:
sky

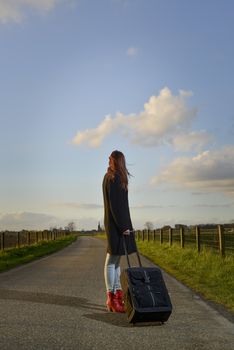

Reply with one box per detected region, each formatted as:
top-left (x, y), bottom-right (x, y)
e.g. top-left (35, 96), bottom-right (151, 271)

top-left (0, 0), bottom-right (234, 231)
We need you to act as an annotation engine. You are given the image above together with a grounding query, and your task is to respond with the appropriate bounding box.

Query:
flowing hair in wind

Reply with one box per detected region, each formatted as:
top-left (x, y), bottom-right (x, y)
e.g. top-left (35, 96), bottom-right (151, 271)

top-left (107, 150), bottom-right (131, 191)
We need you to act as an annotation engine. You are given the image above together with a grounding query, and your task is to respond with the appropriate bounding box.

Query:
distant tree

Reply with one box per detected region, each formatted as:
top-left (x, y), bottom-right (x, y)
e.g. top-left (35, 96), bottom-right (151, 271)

top-left (144, 221), bottom-right (154, 231)
top-left (97, 221), bottom-right (105, 232)
top-left (162, 225), bottom-right (171, 230)
top-left (50, 226), bottom-right (58, 232)
top-left (175, 224), bottom-right (187, 229)
top-left (65, 222), bottom-right (76, 232)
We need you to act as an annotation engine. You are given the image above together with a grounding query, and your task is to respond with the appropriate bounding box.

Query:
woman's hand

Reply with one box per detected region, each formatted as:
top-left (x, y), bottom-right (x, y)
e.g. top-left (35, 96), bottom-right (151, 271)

top-left (123, 229), bottom-right (131, 235)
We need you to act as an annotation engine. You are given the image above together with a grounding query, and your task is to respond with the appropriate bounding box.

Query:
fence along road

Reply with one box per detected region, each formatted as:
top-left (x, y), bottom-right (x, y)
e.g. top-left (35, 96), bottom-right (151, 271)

top-left (0, 236), bottom-right (233, 350)
top-left (135, 225), bottom-right (234, 256)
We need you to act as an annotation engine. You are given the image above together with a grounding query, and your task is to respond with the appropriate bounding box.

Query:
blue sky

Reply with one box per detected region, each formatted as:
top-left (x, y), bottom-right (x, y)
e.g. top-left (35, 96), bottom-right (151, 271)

top-left (0, 0), bottom-right (234, 231)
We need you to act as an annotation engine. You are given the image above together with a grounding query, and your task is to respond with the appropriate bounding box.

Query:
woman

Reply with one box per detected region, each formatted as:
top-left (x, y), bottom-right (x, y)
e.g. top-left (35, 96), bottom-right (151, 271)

top-left (102, 150), bottom-right (137, 313)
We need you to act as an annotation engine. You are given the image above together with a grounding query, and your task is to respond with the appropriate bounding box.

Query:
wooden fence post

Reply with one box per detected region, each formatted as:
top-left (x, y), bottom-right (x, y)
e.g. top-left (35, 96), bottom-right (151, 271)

top-left (159, 229), bottom-right (163, 245)
top-left (195, 226), bottom-right (200, 253)
top-left (0, 232), bottom-right (3, 250)
top-left (153, 230), bottom-right (156, 241)
top-left (180, 227), bottom-right (184, 248)
top-left (147, 229), bottom-right (149, 242)
top-left (2, 232), bottom-right (5, 250)
top-left (218, 225), bottom-right (225, 257)
top-left (17, 232), bottom-right (20, 248)
top-left (169, 228), bottom-right (172, 246)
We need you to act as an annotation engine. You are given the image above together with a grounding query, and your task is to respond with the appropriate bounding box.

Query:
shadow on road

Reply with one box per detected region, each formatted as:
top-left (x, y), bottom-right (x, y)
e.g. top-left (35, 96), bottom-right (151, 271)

top-left (0, 288), bottom-right (105, 312)
top-left (83, 312), bottom-right (163, 328)
top-left (0, 288), bottom-right (164, 328)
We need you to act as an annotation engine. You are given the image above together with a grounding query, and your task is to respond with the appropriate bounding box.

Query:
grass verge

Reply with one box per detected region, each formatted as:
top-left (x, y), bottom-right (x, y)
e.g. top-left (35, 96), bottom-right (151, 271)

top-left (0, 234), bottom-right (77, 273)
top-left (136, 240), bottom-right (234, 313)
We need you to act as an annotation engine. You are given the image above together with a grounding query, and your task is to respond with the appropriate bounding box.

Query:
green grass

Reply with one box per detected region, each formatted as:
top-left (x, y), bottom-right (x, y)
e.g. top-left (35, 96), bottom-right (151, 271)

top-left (0, 235), bottom-right (77, 273)
top-left (136, 240), bottom-right (234, 313)
top-left (94, 233), bottom-right (106, 239)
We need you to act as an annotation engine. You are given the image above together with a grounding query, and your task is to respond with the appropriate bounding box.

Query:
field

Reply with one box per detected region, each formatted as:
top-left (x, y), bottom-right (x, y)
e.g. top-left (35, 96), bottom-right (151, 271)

top-left (0, 234), bottom-right (77, 272)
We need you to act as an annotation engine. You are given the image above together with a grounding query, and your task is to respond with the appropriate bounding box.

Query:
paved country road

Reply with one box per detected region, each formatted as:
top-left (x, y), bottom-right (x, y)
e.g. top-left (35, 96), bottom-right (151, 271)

top-left (0, 236), bottom-right (233, 350)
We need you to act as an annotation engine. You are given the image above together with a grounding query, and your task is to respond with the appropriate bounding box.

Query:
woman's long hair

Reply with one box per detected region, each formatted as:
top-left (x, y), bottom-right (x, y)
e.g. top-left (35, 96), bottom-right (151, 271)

top-left (107, 150), bottom-right (131, 191)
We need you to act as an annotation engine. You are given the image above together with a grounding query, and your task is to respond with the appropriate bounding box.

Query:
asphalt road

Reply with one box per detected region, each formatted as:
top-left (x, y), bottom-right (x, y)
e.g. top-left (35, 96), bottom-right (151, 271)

top-left (0, 236), bottom-right (233, 350)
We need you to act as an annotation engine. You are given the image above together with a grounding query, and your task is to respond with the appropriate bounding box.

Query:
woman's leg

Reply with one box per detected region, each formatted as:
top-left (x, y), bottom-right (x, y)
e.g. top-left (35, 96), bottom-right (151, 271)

top-left (104, 253), bottom-right (121, 292)
top-left (113, 256), bottom-right (124, 307)
top-left (113, 256), bottom-right (122, 292)
top-left (104, 253), bottom-right (125, 312)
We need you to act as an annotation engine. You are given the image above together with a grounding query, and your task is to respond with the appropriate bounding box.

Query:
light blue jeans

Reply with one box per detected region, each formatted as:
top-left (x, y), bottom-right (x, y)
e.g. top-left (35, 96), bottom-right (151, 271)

top-left (104, 253), bottom-right (122, 293)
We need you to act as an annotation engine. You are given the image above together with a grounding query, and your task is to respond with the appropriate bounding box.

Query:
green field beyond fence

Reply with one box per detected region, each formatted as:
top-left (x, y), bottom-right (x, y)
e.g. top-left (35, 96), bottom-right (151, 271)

top-left (135, 225), bottom-right (234, 257)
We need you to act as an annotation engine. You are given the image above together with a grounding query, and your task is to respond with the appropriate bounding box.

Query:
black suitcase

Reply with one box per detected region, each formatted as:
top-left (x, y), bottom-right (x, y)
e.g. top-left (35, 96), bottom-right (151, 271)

top-left (120, 234), bottom-right (172, 324)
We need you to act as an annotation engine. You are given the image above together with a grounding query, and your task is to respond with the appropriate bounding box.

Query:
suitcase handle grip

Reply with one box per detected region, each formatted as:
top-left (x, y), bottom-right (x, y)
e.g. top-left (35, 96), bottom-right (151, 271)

top-left (123, 231), bottom-right (142, 268)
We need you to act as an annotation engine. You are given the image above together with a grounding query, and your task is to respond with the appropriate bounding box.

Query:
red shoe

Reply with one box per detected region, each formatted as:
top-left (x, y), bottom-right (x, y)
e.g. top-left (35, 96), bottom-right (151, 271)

top-left (106, 291), bottom-right (125, 313)
top-left (106, 291), bottom-right (114, 312)
top-left (115, 289), bottom-right (124, 306)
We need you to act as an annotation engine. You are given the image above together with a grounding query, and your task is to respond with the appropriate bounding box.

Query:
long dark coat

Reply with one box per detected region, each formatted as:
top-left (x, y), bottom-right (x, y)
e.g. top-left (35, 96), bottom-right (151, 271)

top-left (102, 172), bottom-right (137, 255)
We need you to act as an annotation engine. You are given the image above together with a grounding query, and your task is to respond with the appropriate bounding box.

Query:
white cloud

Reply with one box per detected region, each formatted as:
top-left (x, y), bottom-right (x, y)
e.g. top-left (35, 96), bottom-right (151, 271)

top-left (193, 203), bottom-right (234, 208)
top-left (172, 130), bottom-right (213, 152)
top-left (71, 87), bottom-right (198, 148)
top-left (126, 46), bottom-right (138, 56)
top-left (56, 202), bottom-right (103, 210)
top-left (151, 145), bottom-right (234, 196)
top-left (0, 212), bottom-right (58, 230)
top-left (0, 0), bottom-right (59, 23)
top-left (71, 114), bottom-right (123, 148)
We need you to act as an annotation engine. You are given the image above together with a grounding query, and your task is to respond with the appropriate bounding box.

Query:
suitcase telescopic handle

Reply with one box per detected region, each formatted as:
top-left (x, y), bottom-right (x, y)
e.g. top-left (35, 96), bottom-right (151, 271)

top-left (123, 230), bottom-right (142, 268)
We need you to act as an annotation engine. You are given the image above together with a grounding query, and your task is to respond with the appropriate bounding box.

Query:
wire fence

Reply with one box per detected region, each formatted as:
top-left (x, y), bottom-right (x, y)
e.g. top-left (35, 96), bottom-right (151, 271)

top-left (135, 225), bottom-right (234, 257)
top-left (0, 230), bottom-right (72, 251)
